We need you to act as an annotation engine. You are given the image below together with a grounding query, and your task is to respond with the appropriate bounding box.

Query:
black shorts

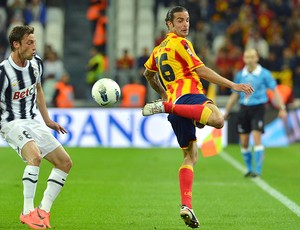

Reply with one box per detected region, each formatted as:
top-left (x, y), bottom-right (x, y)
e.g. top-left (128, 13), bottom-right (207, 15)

top-left (237, 104), bottom-right (265, 134)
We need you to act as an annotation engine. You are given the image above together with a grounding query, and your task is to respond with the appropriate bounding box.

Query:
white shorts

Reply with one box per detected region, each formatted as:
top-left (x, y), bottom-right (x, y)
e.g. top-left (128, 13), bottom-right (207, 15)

top-left (0, 119), bottom-right (61, 161)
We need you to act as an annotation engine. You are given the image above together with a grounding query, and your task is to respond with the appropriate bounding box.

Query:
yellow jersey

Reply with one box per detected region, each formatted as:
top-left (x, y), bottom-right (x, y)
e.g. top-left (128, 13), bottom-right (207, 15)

top-left (144, 32), bottom-right (205, 102)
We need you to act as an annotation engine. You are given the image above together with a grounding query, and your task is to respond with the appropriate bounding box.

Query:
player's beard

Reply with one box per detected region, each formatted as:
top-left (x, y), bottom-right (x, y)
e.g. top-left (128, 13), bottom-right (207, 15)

top-left (24, 52), bottom-right (34, 60)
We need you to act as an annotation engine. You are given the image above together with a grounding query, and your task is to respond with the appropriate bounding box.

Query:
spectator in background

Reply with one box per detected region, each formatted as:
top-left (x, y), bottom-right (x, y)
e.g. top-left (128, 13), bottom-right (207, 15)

top-left (226, 19), bottom-right (244, 49)
top-left (289, 31), bottom-right (300, 55)
top-left (284, 8), bottom-right (300, 43)
top-left (86, 0), bottom-right (107, 53)
top-left (43, 73), bottom-right (56, 106)
top-left (116, 48), bottom-right (134, 70)
top-left (245, 29), bottom-right (269, 60)
top-left (153, 0), bottom-right (173, 27)
top-left (24, 0), bottom-right (47, 27)
top-left (265, 19), bottom-right (282, 44)
top-left (52, 73), bottom-right (75, 108)
top-left (116, 48), bottom-right (134, 88)
top-left (257, 2), bottom-right (274, 37)
top-left (6, 0), bottom-right (25, 25)
top-left (263, 50), bottom-right (283, 72)
top-left (155, 29), bottom-right (167, 46)
top-left (215, 36), bottom-right (242, 95)
top-left (0, 29), bottom-right (9, 61)
top-left (136, 47), bottom-right (150, 99)
top-left (183, 0), bottom-right (202, 33)
top-left (190, 20), bottom-right (211, 52)
top-left (268, 32), bottom-right (285, 58)
top-left (0, 2), bottom-right (7, 32)
top-left (282, 47), bottom-right (296, 71)
top-left (43, 49), bottom-right (64, 81)
top-left (86, 46), bottom-right (105, 99)
top-left (121, 77), bottom-right (146, 108)
top-left (209, 0), bottom-right (229, 38)
top-left (270, 0), bottom-right (291, 26)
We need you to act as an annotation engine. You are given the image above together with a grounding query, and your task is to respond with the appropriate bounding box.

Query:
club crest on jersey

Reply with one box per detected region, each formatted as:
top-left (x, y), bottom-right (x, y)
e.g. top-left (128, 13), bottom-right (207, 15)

top-left (13, 84), bottom-right (37, 100)
top-left (34, 70), bottom-right (39, 78)
top-left (184, 43), bottom-right (193, 56)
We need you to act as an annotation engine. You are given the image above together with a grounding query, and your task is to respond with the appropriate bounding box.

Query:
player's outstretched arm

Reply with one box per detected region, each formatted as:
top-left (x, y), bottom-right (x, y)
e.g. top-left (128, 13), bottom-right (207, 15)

top-left (36, 83), bottom-right (67, 134)
top-left (196, 66), bottom-right (254, 95)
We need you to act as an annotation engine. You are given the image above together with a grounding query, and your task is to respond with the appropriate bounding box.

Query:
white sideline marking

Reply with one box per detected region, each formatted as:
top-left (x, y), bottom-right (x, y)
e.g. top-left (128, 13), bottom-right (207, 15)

top-left (220, 151), bottom-right (300, 217)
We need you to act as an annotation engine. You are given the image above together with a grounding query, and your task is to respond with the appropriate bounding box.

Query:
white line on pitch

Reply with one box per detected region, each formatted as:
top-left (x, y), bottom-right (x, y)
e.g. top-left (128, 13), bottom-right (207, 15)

top-left (220, 151), bottom-right (300, 218)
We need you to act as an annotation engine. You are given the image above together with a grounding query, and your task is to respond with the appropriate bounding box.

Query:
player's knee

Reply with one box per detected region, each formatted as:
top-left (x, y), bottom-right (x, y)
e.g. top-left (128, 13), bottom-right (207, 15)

top-left (57, 157), bottom-right (72, 173)
top-left (214, 117), bottom-right (224, 129)
top-left (63, 157), bottom-right (73, 172)
top-left (209, 113), bottom-right (224, 129)
top-left (28, 154), bottom-right (42, 166)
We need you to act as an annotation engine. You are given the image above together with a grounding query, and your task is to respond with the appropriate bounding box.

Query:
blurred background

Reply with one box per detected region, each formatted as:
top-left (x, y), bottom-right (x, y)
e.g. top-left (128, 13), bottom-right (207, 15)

top-left (0, 0), bottom-right (300, 145)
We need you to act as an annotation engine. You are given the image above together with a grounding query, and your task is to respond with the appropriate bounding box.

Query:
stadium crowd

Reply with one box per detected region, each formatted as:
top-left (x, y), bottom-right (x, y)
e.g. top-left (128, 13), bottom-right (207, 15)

top-left (1, 0), bottom-right (300, 108)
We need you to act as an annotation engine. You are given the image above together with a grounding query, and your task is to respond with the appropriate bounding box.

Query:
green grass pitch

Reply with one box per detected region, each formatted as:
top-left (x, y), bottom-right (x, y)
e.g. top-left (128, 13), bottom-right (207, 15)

top-left (0, 144), bottom-right (299, 229)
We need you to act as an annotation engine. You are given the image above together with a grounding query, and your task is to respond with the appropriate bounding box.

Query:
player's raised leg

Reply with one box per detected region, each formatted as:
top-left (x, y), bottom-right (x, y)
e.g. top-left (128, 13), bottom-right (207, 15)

top-left (143, 100), bottom-right (224, 129)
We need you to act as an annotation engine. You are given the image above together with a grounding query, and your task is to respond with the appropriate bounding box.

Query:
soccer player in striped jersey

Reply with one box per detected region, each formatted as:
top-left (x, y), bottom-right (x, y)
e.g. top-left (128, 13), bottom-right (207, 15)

top-left (0, 25), bottom-right (72, 229)
top-left (142, 6), bottom-right (254, 228)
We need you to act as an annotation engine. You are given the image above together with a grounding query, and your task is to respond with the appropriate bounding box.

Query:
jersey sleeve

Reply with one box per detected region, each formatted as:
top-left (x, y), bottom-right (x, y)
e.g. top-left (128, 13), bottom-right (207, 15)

top-left (0, 65), bottom-right (8, 98)
top-left (144, 47), bottom-right (159, 72)
top-left (264, 70), bottom-right (277, 90)
top-left (34, 55), bottom-right (43, 83)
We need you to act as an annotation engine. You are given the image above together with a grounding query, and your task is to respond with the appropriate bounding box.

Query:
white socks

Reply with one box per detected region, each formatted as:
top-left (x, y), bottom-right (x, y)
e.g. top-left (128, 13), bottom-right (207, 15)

top-left (22, 165), bottom-right (40, 215)
top-left (40, 168), bottom-right (68, 212)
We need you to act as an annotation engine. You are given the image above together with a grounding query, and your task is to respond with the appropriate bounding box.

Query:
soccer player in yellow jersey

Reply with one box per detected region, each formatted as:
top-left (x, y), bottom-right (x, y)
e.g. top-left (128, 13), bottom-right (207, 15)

top-left (142, 6), bottom-right (254, 228)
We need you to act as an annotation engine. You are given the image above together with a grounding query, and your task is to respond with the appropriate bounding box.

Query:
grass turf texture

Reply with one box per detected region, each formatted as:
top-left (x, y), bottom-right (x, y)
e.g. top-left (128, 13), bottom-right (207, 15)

top-left (0, 144), bottom-right (299, 229)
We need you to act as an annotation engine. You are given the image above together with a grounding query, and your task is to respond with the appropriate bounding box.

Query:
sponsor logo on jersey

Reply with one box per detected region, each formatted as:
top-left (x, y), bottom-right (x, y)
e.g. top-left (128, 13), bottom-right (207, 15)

top-left (13, 84), bottom-right (37, 100)
top-left (12, 80), bottom-right (21, 87)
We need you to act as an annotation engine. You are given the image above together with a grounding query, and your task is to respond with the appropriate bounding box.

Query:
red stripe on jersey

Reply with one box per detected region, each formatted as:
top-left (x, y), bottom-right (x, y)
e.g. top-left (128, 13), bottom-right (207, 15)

top-left (180, 40), bottom-right (202, 66)
top-left (176, 79), bottom-right (184, 99)
top-left (190, 79), bottom-right (199, 94)
top-left (175, 50), bottom-right (192, 78)
top-left (167, 84), bottom-right (175, 102)
top-left (174, 50), bottom-right (203, 96)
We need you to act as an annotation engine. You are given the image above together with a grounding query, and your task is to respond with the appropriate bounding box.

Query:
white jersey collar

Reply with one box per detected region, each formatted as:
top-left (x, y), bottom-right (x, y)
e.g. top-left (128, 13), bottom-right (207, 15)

top-left (241, 64), bottom-right (262, 77)
top-left (8, 55), bottom-right (30, 71)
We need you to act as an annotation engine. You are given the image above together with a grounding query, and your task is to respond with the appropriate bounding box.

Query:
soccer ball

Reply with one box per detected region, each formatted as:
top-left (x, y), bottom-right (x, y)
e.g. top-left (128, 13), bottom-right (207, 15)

top-left (91, 78), bottom-right (121, 106)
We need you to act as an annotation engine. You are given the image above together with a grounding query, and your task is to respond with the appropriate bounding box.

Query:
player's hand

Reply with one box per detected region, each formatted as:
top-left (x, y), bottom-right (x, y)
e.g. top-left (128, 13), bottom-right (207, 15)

top-left (278, 108), bottom-right (287, 120)
top-left (233, 83), bottom-right (254, 95)
top-left (46, 121), bottom-right (68, 134)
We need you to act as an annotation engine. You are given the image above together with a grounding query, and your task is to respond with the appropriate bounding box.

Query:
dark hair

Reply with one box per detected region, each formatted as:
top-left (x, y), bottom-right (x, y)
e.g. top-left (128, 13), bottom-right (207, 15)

top-left (9, 25), bottom-right (34, 51)
top-left (165, 6), bottom-right (188, 27)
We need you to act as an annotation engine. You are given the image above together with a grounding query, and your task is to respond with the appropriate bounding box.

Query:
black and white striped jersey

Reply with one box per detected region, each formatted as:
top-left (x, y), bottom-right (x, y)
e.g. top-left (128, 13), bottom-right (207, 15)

top-left (0, 55), bottom-right (43, 129)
